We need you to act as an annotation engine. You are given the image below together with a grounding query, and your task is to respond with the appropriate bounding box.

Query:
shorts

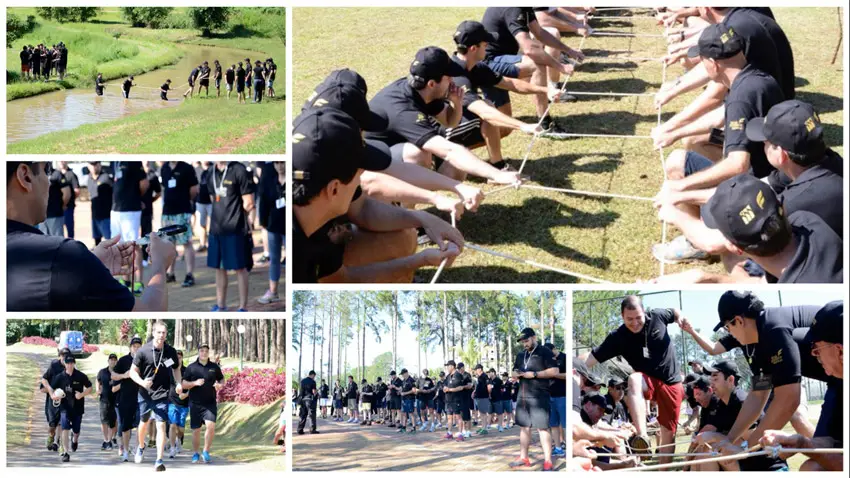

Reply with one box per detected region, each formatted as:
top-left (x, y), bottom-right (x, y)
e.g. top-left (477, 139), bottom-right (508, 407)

top-left (684, 151), bottom-right (714, 176)
top-left (502, 399), bottom-right (513, 413)
top-left (360, 402), bottom-right (372, 412)
top-left (215, 78), bottom-right (221, 88)
top-left (319, 398), bottom-right (332, 407)
top-left (160, 92), bottom-right (168, 101)
top-left (389, 142), bottom-right (444, 171)
top-left (207, 234), bottom-right (249, 270)
top-left (168, 403), bottom-right (189, 428)
top-left (161, 213), bottom-right (193, 245)
top-left (515, 397), bottom-right (551, 429)
top-left (492, 400), bottom-right (504, 415)
top-left (45, 400), bottom-right (61, 427)
top-left (200, 79), bottom-right (209, 87)
top-left (22, 64), bottom-right (30, 72)
top-left (347, 398), bottom-right (358, 410)
top-left (475, 398), bottom-right (493, 414)
top-left (389, 396), bottom-right (402, 410)
top-left (100, 401), bottom-right (117, 427)
top-left (402, 399), bottom-right (415, 414)
top-left (445, 111), bottom-right (485, 148)
top-left (226, 82), bottom-right (233, 91)
top-left (739, 455), bottom-right (789, 471)
top-left (642, 374), bottom-right (684, 433)
top-left (424, 398), bottom-right (436, 409)
top-left (434, 399), bottom-right (445, 413)
top-left (188, 79), bottom-right (195, 87)
top-left (549, 396), bottom-right (566, 428)
top-left (268, 79), bottom-right (274, 88)
top-left (482, 54), bottom-right (523, 107)
top-left (189, 403), bottom-right (217, 429)
top-left (122, 89), bottom-right (130, 99)
top-left (110, 210), bottom-right (142, 242)
top-left (461, 403), bottom-right (471, 422)
top-left (60, 410), bottom-right (82, 434)
top-left (446, 400), bottom-right (463, 416)
top-left (196, 202), bottom-right (212, 226)
top-left (237, 82), bottom-right (245, 93)
top-left (117, 401), bottom-right (140, 433)
top-left (138, 395), bottom-right (169, 423)
top-left (334, 399), bottom-right (343, 409)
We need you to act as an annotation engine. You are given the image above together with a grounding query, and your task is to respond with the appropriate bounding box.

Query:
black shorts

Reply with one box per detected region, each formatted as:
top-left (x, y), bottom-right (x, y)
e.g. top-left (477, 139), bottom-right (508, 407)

top-left (190, 403), bottom-right (218, 430)
top-left (200, 79), bottom-right (209, 87)
top-left (389, 395), bottom-right (402, 410)
top-left (100, 401), bottom-right (117, 427)
top-left (45, 399), bottom-right (60, 427)
top-left (739, 455), bottom-right (788, 471)
top-left (445, 111), bottom-right (485, 148)
top-left (237, 82), bottom-right (245, 93)
top-left (446, 400), bottom-right (463, 416)
top-left (515, 397), bottom-right (551, 429)
top-left (117, 401), bottom-right (139, 432)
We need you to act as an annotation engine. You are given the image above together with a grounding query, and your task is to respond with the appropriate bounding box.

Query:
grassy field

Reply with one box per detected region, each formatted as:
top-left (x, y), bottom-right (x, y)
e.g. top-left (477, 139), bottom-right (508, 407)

top-left (7, 94), bottom-right (285, 154)
top-left (215, 399), bottom-right (284, 469)
top-left (293, 7), bottom-right (844, 283)
top-left (5, 354), bottom-right (41, 447)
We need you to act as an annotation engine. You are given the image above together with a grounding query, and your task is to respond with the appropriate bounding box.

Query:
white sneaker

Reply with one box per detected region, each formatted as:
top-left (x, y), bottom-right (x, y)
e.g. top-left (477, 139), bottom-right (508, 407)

top-left (122, 449), bottom-right (129, 462)
top-left (419, 423), bottom-right (428, 432)
top-left (498, 426), bottom-right (504, 432)
top-left (175, 442), bottom-right (182, 455)
top-left (429, 424), bottom-right (436, 433)
top-left (168, 446), bottom-right (175, 459)
top-left (134, 446), bottom-right (144, 464)
top-left (463, 431), bottom-right (471, 438)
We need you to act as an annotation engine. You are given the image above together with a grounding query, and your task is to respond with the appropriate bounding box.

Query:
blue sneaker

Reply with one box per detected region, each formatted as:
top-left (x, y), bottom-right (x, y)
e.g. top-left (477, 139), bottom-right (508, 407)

top-left (552, 446), bottom-right (566, 457)
top-left (210, 305), bottom-right (227, 312)
top-left (154, 459), bottom-right (166, 471)
top-left (192, 453), bottom-right (200, 464)
top-left (202, 451), bottom-right (211, 464)
top-left (237, 308), bottom-right (248, 312)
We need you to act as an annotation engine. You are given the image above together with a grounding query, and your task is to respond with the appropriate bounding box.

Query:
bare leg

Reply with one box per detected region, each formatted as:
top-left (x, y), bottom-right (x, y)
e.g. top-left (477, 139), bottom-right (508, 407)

top-left (216, 269), bottom-right (228, 308)
top-left (539, 428), bottom-right (554, 462)
top-left (519, 427), bottom-right (532, 459)
top-left (203, 422), bottom-right (216, 452)
top-left (625, 373), bottom-right (648, 436)
top-left (236, 268), bottom-right (249, 309)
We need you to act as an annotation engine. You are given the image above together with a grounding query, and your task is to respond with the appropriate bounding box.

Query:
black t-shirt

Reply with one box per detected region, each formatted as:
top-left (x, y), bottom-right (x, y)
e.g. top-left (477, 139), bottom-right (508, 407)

top-left (418, 377), bottom-right (435, 401)
top-left (20, 50), bottom-right (30, 63)
top-left (365, 78), bottom-right (447, 148)
top-left (6, 220), bottom-right (136, 311)
top-left (51, 369), bottom-right (92, 415)
top-left (42, 358), bottom-right (65, 405)
top-left (63, 170), bottom-right (79, 209)
top-left (435, 379), bottom-right (446, 400)
top-left (258, 162), bottom-right (286, 234)
top-left (606, 394), bottom-right (630, 424)
top-left (550, 351), bottom-right (567, 398)
top-left (444, 370), bottom-right (465, 403)
top-left (95, 77), bottom-right (105, 95)
top-left (719, 305), bottom-right (830, 388)
top-left (199, 66), bottom-right (210, 81)
top-left (268, 63), bottom-right (277, 81)
top-left (168, 365), bottom-right (189, 407)
top-left (97, 367), bottom-right (116, 405)
top-left (775, 150), bottom-right (843, 238)
top-left (161, 161), bottom-right (199, 215)
top-left (291, 216), bottom-right (344, 283)
top-left (123, 79), bottom-right (132, 91)
top-left (513, 344), bottom-right (558, 399)
top-left (141, 170), bottom-right (161, 218)
top-left (207, 162), bottom-right (255, 235)
top-left (451, 55), bottom-right (503, 109)
top-left (89, 171), bottom-right (113, 220)
top-left (361, 384), bottom-right (374, 400)
top-left (774, 211), bottom-right (843, 284)
top-left (713, 388), bottom-right (750, 435)
top-left (113, 353), bottom-right (139, 405)
top-left (132, 341), bottom-right (180, 401)
top-left (189, 67), bottom-right (199, 82)
top-left (111, 162), bottom-right (146, 212)
top-left (698, 394), bottom-right (721, 431)
top-left (376, 382), bottom-right (388, 401)
top-left (462, 372), bottom-right (474, 401)
top-left (389, 377), bottom-right (403, 398)
top-left (482, 7), bottom-right (536, 58)
top-left (300, 377), bottom-right (317, 399)
top-left (46, 170), bottom-right (71, 218)
top-left (401, 376), bottom-right (416, 399)
top-left (252, 66), bottom-right (265, 81)
top-left (723, 64), bottom-right (785, 178)
top-left (474, 373), bottom-right (490, 398)
top-left (346, 381), bottom-right (358, 399)
top-left (592, 308), bottom-right (682, 385)
top-left (723, 7), bottom-right (795, 100)
top-left (489, 376), bottom-right (503, 401)
top-left (319, 384), bottom-right (329, 398)
top-left (183, 359), bottom-right (224, 405)
top-left (236, 67), bottom-right (246, 84)
top-left (197, 167), bottom-right (212, 204)
top-left (214, 65), bottom-right (222, 79)
top-left (226, 68), bottom-right (235, 83)
top-left (332, 386), bottom-right (342, 401)
top-left (161, 82), bottom-right (170, 92)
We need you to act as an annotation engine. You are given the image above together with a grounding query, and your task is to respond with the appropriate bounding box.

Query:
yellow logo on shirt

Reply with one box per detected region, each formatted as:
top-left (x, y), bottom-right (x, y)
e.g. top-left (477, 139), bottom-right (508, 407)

top-left (729, 118), bottom-right (745, 130)
top-left (756, 190), bottom-right (765, 209)
top-left (416, 113), bottom-right (426, 123)
top-left (770, 349), bottom-right (783, 365)
top-left (292, 133), bottom-right (305, 144)
top-left (313, 98), bottom-right (329, 107)
top-left (739, 204), bottom-right (755, 224)
top-left (307, 91), bottom-right (317, 102)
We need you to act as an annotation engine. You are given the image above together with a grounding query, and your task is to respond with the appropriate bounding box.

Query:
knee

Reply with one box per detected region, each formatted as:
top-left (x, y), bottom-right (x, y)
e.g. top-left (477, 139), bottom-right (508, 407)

top-left (403, 145), bottom-right (431, 168)
top-left (800, 459), bottom-right (824, 472)
top-left (543, 27), bottom-right (560, 50)
top-left (626, 373), bottom-right (643, 393)
top-left (665, 149), bottom-right (687, 178)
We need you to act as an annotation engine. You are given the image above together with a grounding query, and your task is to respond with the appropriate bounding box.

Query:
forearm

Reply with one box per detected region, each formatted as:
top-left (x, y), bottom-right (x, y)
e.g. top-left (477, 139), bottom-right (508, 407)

top-left (748, 386), bottom-right (800, 445)
top-left (382, 161), bottom-right (462, 196)
top-left (360, 171), bottom-right (442, 207)
top-left (469, 101), bottom-right (526, 130)
top-left (500, 77), bottom-right (548, 96)
top-left (523, 42), bottom-right (562, 70)
top-left (129, 369), bottom-right (145, 388)
top-left (666, 63), bottom-right (710, 99)
top-left (349, 198), bottom-right (422, 232)
top-left (666, 89), bottom-right (725, 130)
top-left (680, 153), bottom-right (750, 191)
top-left (667, 105), bottom-right (722, 143)
top-left (688, 329), bottom-right (724, 355)
top-left (727, 391), bottom-right (769, 442)
top-left (133, 264), bottom-right (167, 312)
top-left (442, 144), bottom-right (502, 180)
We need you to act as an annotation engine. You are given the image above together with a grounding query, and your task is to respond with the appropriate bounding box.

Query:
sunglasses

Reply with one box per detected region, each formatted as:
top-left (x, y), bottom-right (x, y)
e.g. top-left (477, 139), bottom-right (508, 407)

top-left (811, 343), bottom-right (837, 357)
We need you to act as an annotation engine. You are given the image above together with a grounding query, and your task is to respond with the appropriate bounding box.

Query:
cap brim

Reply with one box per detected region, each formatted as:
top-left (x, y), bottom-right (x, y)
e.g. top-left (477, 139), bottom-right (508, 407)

top-left (745, 117), bottom-right (768, 142)
top-left (712, 321), bottom-right (725, 332)
top-left (486, 31), bottom-right (500, 44)
top-left (701, 194), bottom-right (721, 230)
top-left (686, 45), bottom-right (701, 59)
top-left (445, 60), bottom-right (467, 78)
top-left (362, 139), bottom-right (392, 172)
top-left (803, 327), bottom-right (819, 345)
top-left (362, 109), bottom-right (389, 132)
top-left (702, 364), bottom-right (718, 373)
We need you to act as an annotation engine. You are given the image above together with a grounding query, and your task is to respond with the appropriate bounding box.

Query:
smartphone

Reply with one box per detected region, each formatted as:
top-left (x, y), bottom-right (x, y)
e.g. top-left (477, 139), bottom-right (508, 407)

top-left (136, 224), bottom-right (187, 245)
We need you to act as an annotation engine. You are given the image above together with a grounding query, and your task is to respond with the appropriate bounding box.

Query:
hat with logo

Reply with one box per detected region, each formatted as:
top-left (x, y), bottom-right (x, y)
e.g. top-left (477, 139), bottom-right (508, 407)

top-left (410, 46), bottom-right (466, 83)
top-left (517, 327), bottom-right (536, 341)
top-left (746, 100), bottom-right (826, 162)
top-left (714, 290), bottom-right (761, 331)
top-left (804, 300), bottom-right (843, 345)
top-left (303, 69), bottom-right (388, 132)
top-left (453, 20), bottom-right (499, 48)
top-left (581, 392), bottom-right (609, 411)
top-left (704, 360), bottom-right (740, 378)
top-left (701, 174), bottom-right (787, 251)
top-left (130, 337), bottom-right (143, 346)
top-left (688, 23), bottom-right (744, 60)
top-left (293, 108), bottom-right (391, 187)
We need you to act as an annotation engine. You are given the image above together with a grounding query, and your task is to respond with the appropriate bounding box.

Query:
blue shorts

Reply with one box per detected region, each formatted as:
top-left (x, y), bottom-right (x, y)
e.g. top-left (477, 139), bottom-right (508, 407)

top-left (138, 395), bottom-right (169, 423)
top-left (402, 399), bottom-right (415, 414)
top-left (207, 234), bottom-right (250, 270)
top-left (60, 410), bottom-right (82, 434)
top-left (684, 151), bottom-right (714, 176)
top-left (502, 399), bottom-right (513, 413)
top-left (168, 403), bottom-right (189, 428)
top-left (549, 396), bottom-right (566, 428)
top-left (492, 400), bottom-right (505, 414)
top-left (482, 54), bottom-right (523, 107)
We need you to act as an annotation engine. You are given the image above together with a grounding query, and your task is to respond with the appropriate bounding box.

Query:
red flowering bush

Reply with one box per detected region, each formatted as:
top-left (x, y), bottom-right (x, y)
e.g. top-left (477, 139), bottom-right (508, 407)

top-left (83, 344), bottom-right (99, 353)
top-left (217, 367), bottom-right (286, 406)
top-left (22, 336), bottom-right (58, 347)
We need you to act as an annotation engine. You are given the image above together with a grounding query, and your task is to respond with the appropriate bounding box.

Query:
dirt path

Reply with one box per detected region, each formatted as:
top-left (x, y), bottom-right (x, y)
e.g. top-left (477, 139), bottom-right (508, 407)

top-left (209, 121), bottom-right (276, 154)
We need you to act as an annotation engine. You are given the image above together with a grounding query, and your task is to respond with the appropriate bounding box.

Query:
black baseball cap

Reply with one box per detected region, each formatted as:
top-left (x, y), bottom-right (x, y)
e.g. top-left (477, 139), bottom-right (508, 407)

top-left (714, 291), bottom-right (760, 331)
top-left (198, 344), bottom-right (210, 350)
top-left (410, 46), bottom-right (466, 83)
top-left (130, 337), bottom-right (143, 346)
top-left (293, 108), bottom-right (391, 186)
top-left (572, 357), bottom-right (591, 378)
top-left (746, 100), bottom-right (826, 160)
top-left (684, 372), bottom-right (699, 384)
top-left (59, 347), bottom-right (71, 356)
top-left (453, 21), bottom-right (499, 48)
top-left (474, 364), bottom-right (483, 370)
top-left (543, 342), bottom-right (555, 350)
top-left (804, 300), bottom-right (843, 345)
top-left (390, 370), bottom-right (397, 376)
top-left (688, 24), bottom-right (744, 60)
top-left (457, 362), bottom-right (465, 369)
top-left (400, 368), bottom-right (409, 374)
top-left (444, 360), bottom-right (456, 367)
top-left (582, 392), bottom-right (608, 410)
top-left (584, 372), bottom-right (604, 387)
top-left (688, 360), bottom-right (702, 366)
top-left (108, 353), bottom-right (118, 360)
top-left (517, 327), bottom-right (536, 341)
top-left (608, 377), bottom-right (625, 388)
top-left (701, 174), bottom-right (787, 250)
top-left (693, 376), bottom-right (711, 391)
top-left (63, 355), bottom-right (76, 364)
top-left (303, 69), bottom-right (388, 132)
top-left (488, 368), bottom-right (497, 374)
top-left (704, 360), bottom-right (740, 378)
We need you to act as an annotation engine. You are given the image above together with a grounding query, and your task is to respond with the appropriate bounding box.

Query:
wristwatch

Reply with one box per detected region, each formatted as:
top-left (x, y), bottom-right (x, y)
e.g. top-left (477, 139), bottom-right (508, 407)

top-left (533, 371), bottom-right (538, 378)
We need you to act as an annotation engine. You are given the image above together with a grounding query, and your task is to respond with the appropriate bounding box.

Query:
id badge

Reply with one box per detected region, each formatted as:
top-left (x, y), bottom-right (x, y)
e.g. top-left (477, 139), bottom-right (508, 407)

top-left (115, 170), bottom-right (123, 180)
top-left (164, 358), bottom-right (175, 368)
top-left (642, 347), bottom-right (650, 359)
top-left (218, 187), bottom-right (228, 198)
top-left (276, 197), bottom-right (285, 209)
top-left (168, 178), bottom-right (177, 188)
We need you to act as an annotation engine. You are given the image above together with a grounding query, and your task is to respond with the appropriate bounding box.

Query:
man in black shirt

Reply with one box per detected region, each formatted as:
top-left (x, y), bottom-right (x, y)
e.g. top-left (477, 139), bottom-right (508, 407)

top-left (545, 343), bottom-right (567, 457)
top-left (39, 165), bottom-right (71, 237)
top-left (160, 79), bottom-right (171, 101)
top-left (47, 355), bottom-right (92, 462)
top-left (345, 375), bottom-right (359, 423)
top-left (111, 337), bottom-right (142, 461)
top-left (374, 377), bottom-right (388, 423)
top-left (298, 370), bottom-right (318, 433)
top-left (7, 162), bottom-right (174, 312)
top-left (182, 344), bottom-right (225, 464)
top-left (166, 350), bottom-right (189, 458)
top-left (604, 377), bottom-right (630, 426)
top-left (130, 321), bottom-right (181, 471)
top-left (319, 379), bottom-right (330, 419)
top-left (266, 58), bottom-right (277, 98)
top-left (235, 62), bottom-right (246, 104)
top-left (86, 162), bottom-right (113, 246)
top-left (691, 376), bottom-right (720, 433)
top-left (122, 75), bottom-right (135, 99)
top-left (458, 363), bottom-right (474, 436)
top-left (442, 361), bottom-right (465, 441)
top-left (140, 161), bottom-right (162, 272)
top-left (704, 360), bottom-right (750, 436)
top-left (112, 161), bottom-right (151, 295)
top-left (95, 73), bottom-right (105, 96)
top-left (257, 161), bottom-right (286, 305)
top-left (486, 368), bottom-right (504, 432)
top-left (584, 296), bottom-right (685, 462)
top-left (360, 379), bottom-right (374, 425)
top-left (434, 372), bottom-right (446, 428)
top-left (398, 369), bottom-right (417, 433)
top-left (225, 64), bottom-right (236, 99)
top-left (21, 46), bottom-right (31, 79)
top-left (207, 161), bottom-right (255, 311)
top-left (184, 64), bottom-right (201, 98)
top-left (161, 161), bottom-right (200, 287)
top-left (58, 162), bottom-right (80, 239)
top-left (96, 353), bottom-right (119, 450)
top-left (213, 60), bottom-right (222, 97)
top-left (198, 61), bottom-right (211, 96)
top-left (41, 347), bottom-right (71, 452)
top-left (387, 371), bottom-right (403, 427)
top-left (416, 369), bottom-right (435, 432)
top-left (252, 60), bottom-right (265, 103)
top-left (473, 364), bottom-right (492, 435)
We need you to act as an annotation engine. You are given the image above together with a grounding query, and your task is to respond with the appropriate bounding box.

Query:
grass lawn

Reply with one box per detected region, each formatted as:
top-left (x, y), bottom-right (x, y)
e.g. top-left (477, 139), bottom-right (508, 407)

top-left (214, 399), bottom-right (284, 470)
top-left (5, 354), bottom-right (41, 447)
top-left (293, 7), bottom-right (844, 283)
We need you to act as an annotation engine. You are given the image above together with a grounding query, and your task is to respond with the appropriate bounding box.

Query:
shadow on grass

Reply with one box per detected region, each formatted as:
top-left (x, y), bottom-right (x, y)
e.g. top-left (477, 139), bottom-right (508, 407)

top-left (521, 152), bottom-right (624, 187)
top-left (568, 77), bottom-right (658, 94)
top-left (89, 19), bottom-right (125, 25)
top-left (822, 124), bottom-right (843, 148)
top-left (580, 61), bottom-right (641, 73)
top-left (795, 90), bottom-right (842, 114)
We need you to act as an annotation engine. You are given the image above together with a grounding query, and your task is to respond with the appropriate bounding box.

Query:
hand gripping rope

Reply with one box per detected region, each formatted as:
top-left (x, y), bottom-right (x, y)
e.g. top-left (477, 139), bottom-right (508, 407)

top-left (612, 444), bottom-right (844, 472)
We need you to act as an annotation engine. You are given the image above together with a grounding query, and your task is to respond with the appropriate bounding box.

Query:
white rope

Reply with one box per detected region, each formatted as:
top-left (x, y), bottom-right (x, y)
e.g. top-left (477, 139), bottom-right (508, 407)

top-left (466, 243), bottom-right (612, 284)
top-left (594, 451), bottom-right (716, 458)
top-left (593, 31), bottom-right (667, 38)
top-left (429, 211), bottom-right (456, 284)
top-left (585, 56), bottom-right (663, 62)
top-left (564, 90), bottom-right (655, 97)
top-left (657, 29), bottom-right (669, 277)
top-left (592, 7), bottom-right (655, 12)
top-left (548, 132), bottom-right (652, 139)
top-left (521, 184), bottom-right (654, 202)
top-left (590, 15), bottom-right (657, 20)
top-left (485, 183), bottom-right (517, 197)
top-left (654, 439), bottom-right (698, 449)
top-left (617, 447), bottom-right (843, 472)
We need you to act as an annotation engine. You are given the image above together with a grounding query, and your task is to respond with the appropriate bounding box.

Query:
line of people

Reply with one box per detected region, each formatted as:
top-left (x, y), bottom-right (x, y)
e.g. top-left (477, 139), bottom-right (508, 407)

top-left (19, 42), bottom-right (69, 81)
top-left (182, 57), bottom-right (277, 104)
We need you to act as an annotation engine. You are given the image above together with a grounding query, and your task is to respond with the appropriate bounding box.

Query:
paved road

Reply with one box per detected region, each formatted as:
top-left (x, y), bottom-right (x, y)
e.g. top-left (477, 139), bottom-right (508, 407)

top-left (6, 352), bottom-right (265, 470)
top-left (293, 416), bottom-right (566, 471)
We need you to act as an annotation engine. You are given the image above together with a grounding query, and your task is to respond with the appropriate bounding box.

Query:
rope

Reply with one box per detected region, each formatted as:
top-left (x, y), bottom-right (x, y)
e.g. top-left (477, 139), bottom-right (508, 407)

top-left (429, 211), bottom-right (456, 284)
top-left (594, 451), bottom-right (716, 458)
top-left (521, 184), bottom-right (654, 202)
top-left (583, 56), bottom-right (663, 62)
top-left (564, 90), bottom-right (656, 97)
top-left (593, 31), bottom-right (667, 38)
top-left (466, 243), bottom-right (612, 284)
top-left (546, 132), bottom-right (652, 139)
top-left (484, 184), bottom-right (517, 197)
top-left (617, 446), bottom-right (843, 472)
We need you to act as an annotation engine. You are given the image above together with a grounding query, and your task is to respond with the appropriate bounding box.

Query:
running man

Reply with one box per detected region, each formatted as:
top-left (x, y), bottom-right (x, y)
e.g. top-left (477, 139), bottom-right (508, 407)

top-left (48, 355), bottom-right (92, 463)
top-left (182, 343), bottom-right (225, 464)
top-left (130, 322), bottom-right (181, 471)
top-left (41, 348), bottom-right (71, 453)
top-left (160, 161), bottom-right (200, 287)
top-left (160, 79), bottom-right (172, 101)
top-left (111, 337), bottom-right (142, 462)
top-left (96, 353), bottom-right (119, 451)
top-left (167, 350), bottom-right (189, 458)
top-left (122, 76), bottom-right (135, 99)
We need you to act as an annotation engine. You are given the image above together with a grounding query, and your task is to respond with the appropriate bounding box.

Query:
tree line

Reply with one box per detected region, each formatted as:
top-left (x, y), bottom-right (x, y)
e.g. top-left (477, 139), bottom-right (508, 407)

top-left (293, 291), bottom-right (566, 385)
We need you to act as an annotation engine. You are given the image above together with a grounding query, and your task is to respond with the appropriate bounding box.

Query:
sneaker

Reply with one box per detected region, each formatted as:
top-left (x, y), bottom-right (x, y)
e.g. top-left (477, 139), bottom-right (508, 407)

top-left (168, 446), bottom-right (175, 459)
top-left (463, 431), bottom-right (471, 438)
top-left (196, 245), bottom-right (208, 253)
top-left (297, 430), bottom-right (305, 435)
top-left (509, 457), bottom-right (532, 468)
top-left (142, 260), bottom-right (150, 268)
top-left (122, 449), bottom-right (129, 462)
top-left (175, 442), bottom-right (182, 455)
top-left (552, 446), bottom-right (566, 457)
top-left (408, 428), bottom-right (416, 435)
top-left (48, 441), bottom-right (58, 452)
top-left (135, 445), bottom-right (145, 464)
top-left (155, 459), bottom-right (166, 471)
top-left (454, 434), bottom-right (464, 442)
top-left (61, 452), bottom-right (70, 463)
top-left (652, 235), bottom-right (711, 263)
top-left (497, 426), bottom-right (504, 432)
top-left (257, 290), bottom-right (280, 304)
top-left (236, 308), bottom-right (248, 312)
top-left (542, 460), bottom-right (554, 471)
top-left (397, 427), bottom-right (405, 433)
top-left (256, 254), bottom-right (270, 264)
top-left (444, 432), bottom-right (453, 440)
top-left (181, 274), bottom-right (195, 287)
top-left (133, 282), bottom-right (144, 297)
top-left (107, 441), bottom-right (114, 450)
top-left (192, 453), bottom-right (200, 464)
top-left (429, 424), bottom-right (436, 433)
top-left (309, 430), bottom-right (320, 434)
top-left (149, 438), bottom-right (156, 448)
top-left (629, 434), bottom-right (652, 454)
top-left (202, 451), bottom-right (211, 464)
top-left (419, 423), bottom-right (428, 432)
top-left (166, 273), bottom-right (176, 283)
top-left (388, 423), bottom-right (396, 428)
top-left (539, 117), bottom-right (571, 140)
top-left (71, 440), bottom-right (78, 452)
top-left (113, 437), bottom-right (118, 446)
top-left (210, 304), bottom-right (227, 312)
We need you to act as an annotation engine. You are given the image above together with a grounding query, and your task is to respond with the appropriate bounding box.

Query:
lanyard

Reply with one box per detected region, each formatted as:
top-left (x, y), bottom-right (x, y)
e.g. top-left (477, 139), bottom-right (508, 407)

top-left (523, 345), bottom-right (538, 370)
top-left (213, 164), bottom-right (230, 194)
top-left (151, 345), bottom-right (165, 378)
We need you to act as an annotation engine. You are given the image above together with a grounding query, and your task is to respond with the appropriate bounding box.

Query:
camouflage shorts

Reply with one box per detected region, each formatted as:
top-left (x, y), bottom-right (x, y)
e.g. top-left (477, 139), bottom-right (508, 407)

top-left (161, 213), bottom-right (193, 245)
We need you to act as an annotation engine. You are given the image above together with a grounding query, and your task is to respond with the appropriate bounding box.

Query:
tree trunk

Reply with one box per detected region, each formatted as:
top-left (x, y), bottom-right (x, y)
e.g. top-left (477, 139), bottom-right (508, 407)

top-left (356, 298), bottom-right (362, 382)
top-left (391, 292), bottom-right (398, 371)
top-left (174, 319), bottom-right (183, 350)
top-left (361, 298), bottom-right (366, 383)
top-left (318, 314), bottom-right (325, 383)
top-left (219, 320), bottom-right (228, 358)
top-left (312, 304), bottom-right (318, 371)
top-left (417, 295), bottom-right (422, 374)
top-left (441, 292), bottom-right (448, 365)
top-left (327, 294), bottom-right (334, 384)
top-left (540, 292), bottom-right (546, 341)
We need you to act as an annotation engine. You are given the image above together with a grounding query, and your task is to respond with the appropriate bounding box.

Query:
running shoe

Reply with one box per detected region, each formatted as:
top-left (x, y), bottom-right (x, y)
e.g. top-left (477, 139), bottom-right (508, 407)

top-left (155, 459), bottom-right (166, 471)
top-left (181, 274), bottom-right (195, 287)
top-left (149, 438), bottom-right (156, 448)
top-left (71, 440), bottom-right (78, 452)
top-left (196, 245), bottom-right (208, 253)
top-left (454, 434), bottom-right (464, 442)
top-left (552, 446), bottom-right (566, 457)
top-left (132, 282), bottom-right (144, 296)
top-left (628, 434), bottom-right (651, 454)
top-left (397, 427), bottom-right (406, 433)
top-left (429, 424), bottom-right (436, 433)
top-left (113, 437), bottom-right (118, 446)
top-left (256, 254), bottom-right (270, 264)
top-left (408, 428), bottom-right (416, 435)
top-left (509, 457), bottom-right (532, 468)
top-left (444, 432), bottom-right (453, 440)
top-left (542, 460), bottom-right (554, 471)
top-left (168, 446), bottom-right (175, 459)
top-left (539, 117), bottom-right (571, 140)
top-left (419, 423), bottom-right (428, 432)
top-left (210, 305), bottom-right (227, 312)
top-left (107, 441), bottom-right (114, 450)
top-left (388, 423), bottom-right (395, 428)
top-left (122, 449), bottom-right (129, 462)
top-left (202, 451), bottom-right (211, 464)
top-left (236, 307), bottom-right (248, 312)
top-left (135, 445), bottom-right (145, 463)
top-left (652, 235), bottom-right (712, 263)
top-left (309, 430), bottom-right (320, 434)
top-left (257, 290), bottom-right (280, 304)
top-left (61, 452), bottom-right (70, 463)
top-left (462, 431), bottom-right (472, 438)
top-left (166, 273), bottom-right (176, 283)
top-left (48, 442), bottom-right (59, 452)
top-left (497, 426), bottom-right (504, 432)
top-left (192, 453), bottom-right (200, 464)
top-left (175, 442), bottom-right (182, 455)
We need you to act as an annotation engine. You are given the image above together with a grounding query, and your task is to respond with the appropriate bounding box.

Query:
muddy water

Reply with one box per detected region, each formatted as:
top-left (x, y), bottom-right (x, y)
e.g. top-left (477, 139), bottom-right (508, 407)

top-left (6, 43), bottom-right (263, 144)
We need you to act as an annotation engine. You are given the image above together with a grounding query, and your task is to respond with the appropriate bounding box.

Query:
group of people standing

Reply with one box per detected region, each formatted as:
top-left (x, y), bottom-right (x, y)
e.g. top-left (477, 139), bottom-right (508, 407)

top-left (19, 42), bottom-right (69, 81)
top-left (182, 57), bottom-right (277, 104)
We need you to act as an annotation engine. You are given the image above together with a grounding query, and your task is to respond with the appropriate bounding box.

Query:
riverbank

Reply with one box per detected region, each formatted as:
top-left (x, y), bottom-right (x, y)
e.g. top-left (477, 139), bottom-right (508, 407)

top-left (7, 94), bottom-right (284, 154)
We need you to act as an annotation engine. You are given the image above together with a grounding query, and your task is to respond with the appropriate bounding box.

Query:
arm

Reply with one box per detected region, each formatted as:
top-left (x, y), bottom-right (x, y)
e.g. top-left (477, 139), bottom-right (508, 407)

top-left (655, 104), bottom-right (725, 148)
top-left (422, 135), bottom-right (518, 184)
top-left (659, 86), bottom-right (726, 131)
top-left (172, 364), bottom-right (182, 389)
top-left (189, 185), bottom-right (199, 201)
top-left (497, 76), bottom-right (548, 96)
top-left (61, 186), bottom-right (71, 208)
top-left (467, 99), bottom-right (531, 131)
top-left (111, 383), bottom-right (121, 393)
top-left (528, 21), bottom-right (582, 58)
top-left (515, 31), bottom-right (569, 72)
top-left (677, 151), bottom-right (751, 191)
top-left (132, 234), bottom-right (172, 312)
top-left (139, 178), bottom-right (150, 196)
top-left (725, 389), bottom-right (770, 443)
top-left (528, 366), bottom-right (560, 379)
top-left (657, 62), bottom-right (711, 104)
top-left (584, 354), bottom-right (599, 368)
top-left (129, 364), bottom-right (147, 388)
top-left (745, 383), bottom-right (801, 445)
top-left (359, 171), bottom-right (462, 217)
top-left (380, 160), bottom-right (484, 211)
top-left (681, 319), bottom-right (730, 355)
top-left (242, 193), bottom-right (255, 215)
